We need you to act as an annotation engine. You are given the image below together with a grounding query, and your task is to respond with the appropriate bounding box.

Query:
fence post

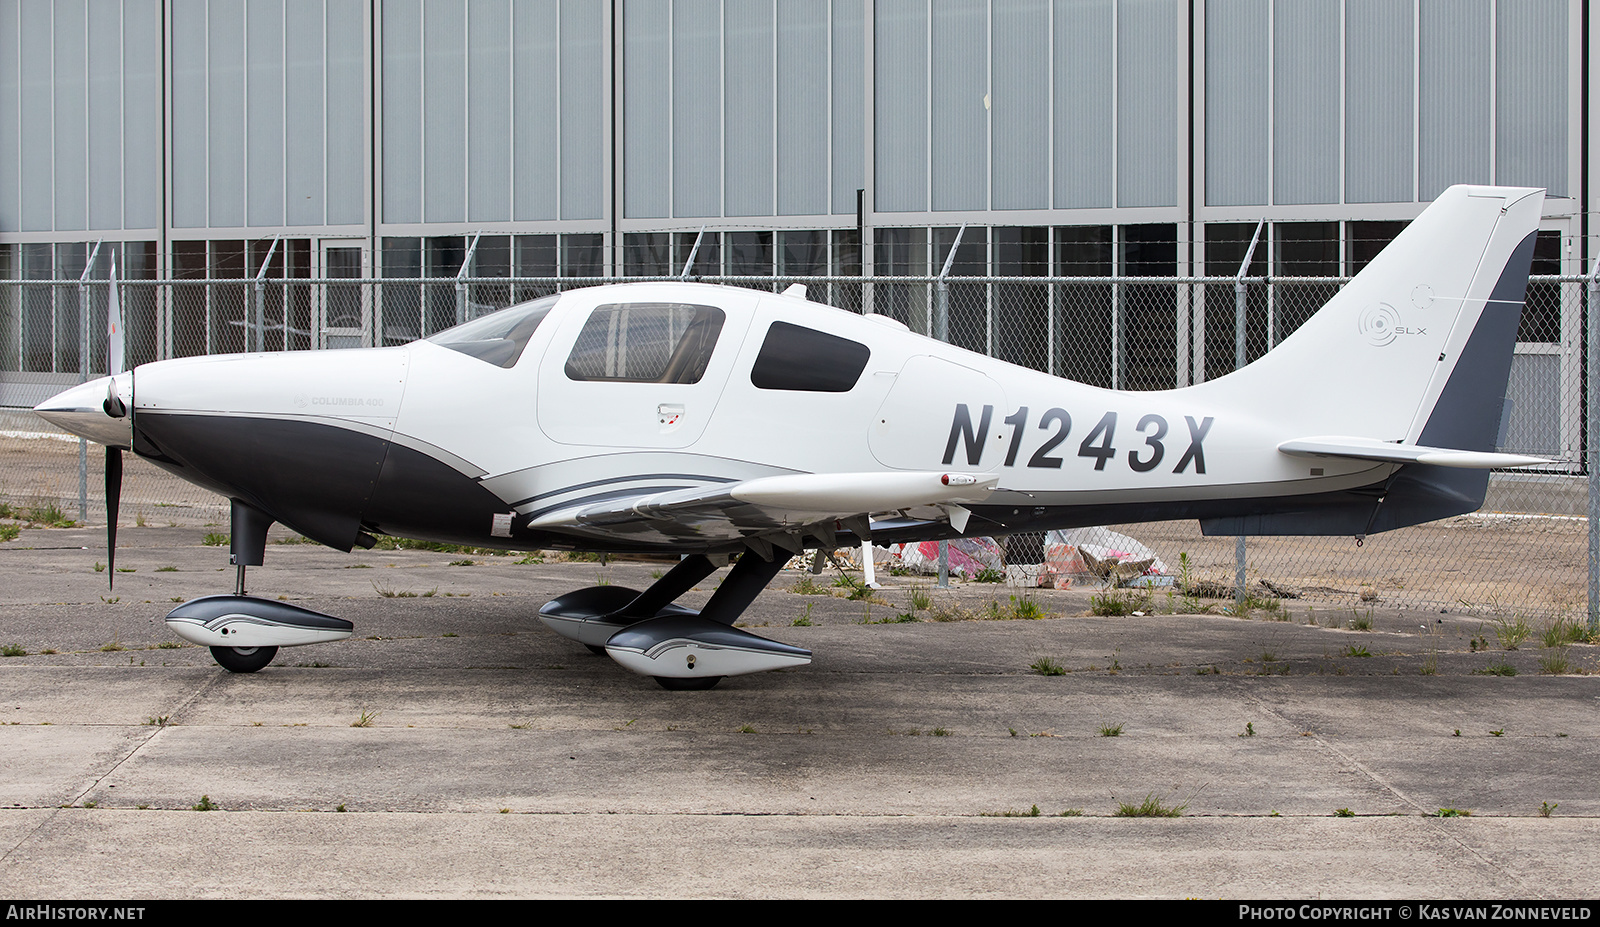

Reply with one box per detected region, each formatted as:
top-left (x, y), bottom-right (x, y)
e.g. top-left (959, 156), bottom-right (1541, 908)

top-left (934, 227), bottom-right (966, 587)
top-left (680, 226), bottom-right (706, 279)
top-left (1233, 221), bottom-right (1264, 605)
top-left (456, 233), bottom-right (482, 327)
top-left (252, 237), bottom-right (278, 353)
top-left (76, 241), bottom-right (103, 524)
top-left (1588, 257), bottom-right (1599, 633)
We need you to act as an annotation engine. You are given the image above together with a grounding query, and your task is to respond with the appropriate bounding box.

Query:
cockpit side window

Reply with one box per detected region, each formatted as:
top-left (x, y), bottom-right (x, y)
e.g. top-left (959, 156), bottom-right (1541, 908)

top-left (750, 321), bottom-right (870, 392)
top-left (564, 303), bottom-right (726, 384)
top-left (425, 294), bottom-right (558, 368)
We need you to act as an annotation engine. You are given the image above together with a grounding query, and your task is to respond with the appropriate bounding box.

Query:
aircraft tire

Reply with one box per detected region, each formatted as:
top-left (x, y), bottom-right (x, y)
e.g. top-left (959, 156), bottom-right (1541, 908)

top-left (653, 675), bottom-right (723, 691)
top-left (209, 645), bottom-right (278, 673)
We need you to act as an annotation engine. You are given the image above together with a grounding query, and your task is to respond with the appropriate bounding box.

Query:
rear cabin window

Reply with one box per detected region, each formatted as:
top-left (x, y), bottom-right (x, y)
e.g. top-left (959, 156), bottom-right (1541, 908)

top-left (564, 303), bottom-right (726, 383)
top-left (750, 321), bottom-right (871, 392)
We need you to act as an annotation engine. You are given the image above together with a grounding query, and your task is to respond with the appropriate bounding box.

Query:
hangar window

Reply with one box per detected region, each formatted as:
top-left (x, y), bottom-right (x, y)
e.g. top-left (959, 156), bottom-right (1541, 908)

top-left (750, 321), bottom-right (870, 392)
top-left (565, 303), bottom-right (725, 383)
top-left (426, 294), bottom-right (559, 368)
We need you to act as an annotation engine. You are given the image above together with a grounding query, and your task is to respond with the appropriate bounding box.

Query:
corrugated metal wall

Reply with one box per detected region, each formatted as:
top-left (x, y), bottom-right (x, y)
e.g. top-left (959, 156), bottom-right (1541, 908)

top-left (1203, 0), bottom-right (1569, 210)
top-left (621, 0), bottom-right (865, 221)
top-left (623, 0), bottom-right (670, 219)
top-left (930, 0), bottom-right (986, 213)
top-left (1419, 0), bottom-right (1491, 200)
top-left (830, 0), bottom-right (864, 216)
top-left (1272, 0), bottom-right (1338, 206)
top-left (0, 0), bottom-right (163, 234)
top-left (1495, 0), bottom-right (1567, 196)
top-left (0, 0), bottom-right (1581, 237)
top-left (777, 2), bottom-right (829, 217)
top-left (1052, 0), bottom-right (1113, 209)
top-left (671, 0), bottom-right (720, 218)
top-left (167, 0), bottom-right (365, 230)
top-left (1206, 0), bottom-right (1269, 207)
top-left (1345, 0), bottom-right (1413, 204)
top-left (992, 0), bottom-right (1048, 211)
top-left (874, 0), bottom-right (928, 214)
top-left (1118, 0), bottom-right (1180, 209)
top-left (385, 0), bottom-right (604, 226)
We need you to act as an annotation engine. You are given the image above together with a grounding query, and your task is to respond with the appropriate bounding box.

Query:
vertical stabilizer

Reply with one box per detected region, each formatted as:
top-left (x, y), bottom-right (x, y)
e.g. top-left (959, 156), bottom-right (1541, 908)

top-left (1196, 185), bottom-right (1545, 537)
top-left (1191, 185), bottom-right (1543, 451)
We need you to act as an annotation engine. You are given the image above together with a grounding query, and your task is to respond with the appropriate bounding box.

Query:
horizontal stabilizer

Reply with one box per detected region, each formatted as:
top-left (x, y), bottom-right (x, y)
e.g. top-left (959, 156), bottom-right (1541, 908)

top-left (1278, 436), bottom-right (1548, 470)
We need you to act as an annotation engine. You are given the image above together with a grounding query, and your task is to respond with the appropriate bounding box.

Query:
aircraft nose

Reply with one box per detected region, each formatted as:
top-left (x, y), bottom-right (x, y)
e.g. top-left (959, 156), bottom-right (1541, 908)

top-left (33, 372), bottom-right (134, 449)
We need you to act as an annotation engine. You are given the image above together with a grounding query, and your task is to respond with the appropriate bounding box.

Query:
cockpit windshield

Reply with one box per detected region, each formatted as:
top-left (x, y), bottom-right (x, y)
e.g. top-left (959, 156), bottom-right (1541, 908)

top-left (424, 294), bottom-right (559, 368)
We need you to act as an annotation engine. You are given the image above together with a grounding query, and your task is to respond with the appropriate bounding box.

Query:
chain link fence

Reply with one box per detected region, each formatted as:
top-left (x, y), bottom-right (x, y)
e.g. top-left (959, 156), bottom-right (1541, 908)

top-left (0, 272), bottom-right (1590, 622)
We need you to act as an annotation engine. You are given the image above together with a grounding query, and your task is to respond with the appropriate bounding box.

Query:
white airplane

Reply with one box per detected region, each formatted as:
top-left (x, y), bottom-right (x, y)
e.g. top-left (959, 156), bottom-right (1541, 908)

top-left (35, 185), bottom-right (1549, 689)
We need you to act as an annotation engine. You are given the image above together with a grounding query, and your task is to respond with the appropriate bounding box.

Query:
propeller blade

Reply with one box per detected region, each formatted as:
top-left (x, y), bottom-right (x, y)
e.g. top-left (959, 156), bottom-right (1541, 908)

top-left (105, 446), bottom-right (122, 591)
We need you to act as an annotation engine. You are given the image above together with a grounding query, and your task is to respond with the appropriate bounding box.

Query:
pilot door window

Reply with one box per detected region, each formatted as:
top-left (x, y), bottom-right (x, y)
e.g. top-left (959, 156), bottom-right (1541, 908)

top-left (564, 303), bottom-right (726, 384)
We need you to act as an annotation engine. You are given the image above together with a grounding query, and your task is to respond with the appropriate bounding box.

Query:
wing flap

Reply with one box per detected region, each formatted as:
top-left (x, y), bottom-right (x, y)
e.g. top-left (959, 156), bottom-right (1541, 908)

top-left (527, 470), bottom-right (998, 541)
top-left (1279, 436), bottom-right (1548, 469)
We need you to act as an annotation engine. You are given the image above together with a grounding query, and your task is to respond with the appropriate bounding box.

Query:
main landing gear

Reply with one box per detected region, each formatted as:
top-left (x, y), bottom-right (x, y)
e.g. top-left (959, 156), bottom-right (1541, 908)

top-left (539, 551), bottom-right (811, 690)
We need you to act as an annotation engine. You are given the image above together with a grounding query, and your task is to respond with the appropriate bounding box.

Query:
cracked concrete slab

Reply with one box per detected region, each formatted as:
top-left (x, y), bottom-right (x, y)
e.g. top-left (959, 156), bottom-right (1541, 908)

top-left (0, 525), bottom-right (1596, 898)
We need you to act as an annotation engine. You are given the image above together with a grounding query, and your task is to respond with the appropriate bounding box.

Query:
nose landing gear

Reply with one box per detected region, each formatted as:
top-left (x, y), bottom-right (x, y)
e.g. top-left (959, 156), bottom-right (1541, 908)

top-left (164, 500), bottom-right (352, 673)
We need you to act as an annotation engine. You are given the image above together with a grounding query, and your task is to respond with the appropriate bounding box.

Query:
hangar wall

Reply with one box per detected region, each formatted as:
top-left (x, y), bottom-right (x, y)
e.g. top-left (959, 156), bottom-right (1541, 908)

top-left (0, 0), bottom-right (1583, 261)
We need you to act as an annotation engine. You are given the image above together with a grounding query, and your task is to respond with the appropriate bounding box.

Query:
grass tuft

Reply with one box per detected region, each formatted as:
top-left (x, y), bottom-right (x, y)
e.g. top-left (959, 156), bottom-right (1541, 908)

top-left (1090, 589), bottom-right (1149, 617)
top-left (1030, 656), bottom-right (1066, 677)
top-left (981, 804), bottom-right (1042, 817)
top-left (789, 576), bottom-right (827, 595)
top-left (1113, 792), bottom-right (1187, 817)
top-left (1491, 614), bottom-right (1533, 651)
top-left (1539, 648), bottom-right (1572, 675)
top-left (1541, 617), bottom-right (1590, 648)
top-left (1475, 660), bottom-right (1517, 677)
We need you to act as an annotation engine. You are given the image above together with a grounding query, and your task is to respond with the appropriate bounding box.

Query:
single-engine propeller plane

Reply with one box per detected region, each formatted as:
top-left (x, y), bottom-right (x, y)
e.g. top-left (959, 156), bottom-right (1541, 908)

top-left (35, 185), bottom-right (1550, 688)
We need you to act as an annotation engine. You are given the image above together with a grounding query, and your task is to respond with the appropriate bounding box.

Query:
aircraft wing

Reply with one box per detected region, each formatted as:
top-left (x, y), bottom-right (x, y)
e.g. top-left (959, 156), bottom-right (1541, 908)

top-left (1278, 436), bottom-right (1549, 469)
top-left (525, 470), bottom-right (999, 551)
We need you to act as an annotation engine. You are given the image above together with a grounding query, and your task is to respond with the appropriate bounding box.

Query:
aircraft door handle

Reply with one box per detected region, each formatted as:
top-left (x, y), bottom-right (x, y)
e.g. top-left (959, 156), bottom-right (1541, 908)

top-left (659, 403), bottom-right (685, 433)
